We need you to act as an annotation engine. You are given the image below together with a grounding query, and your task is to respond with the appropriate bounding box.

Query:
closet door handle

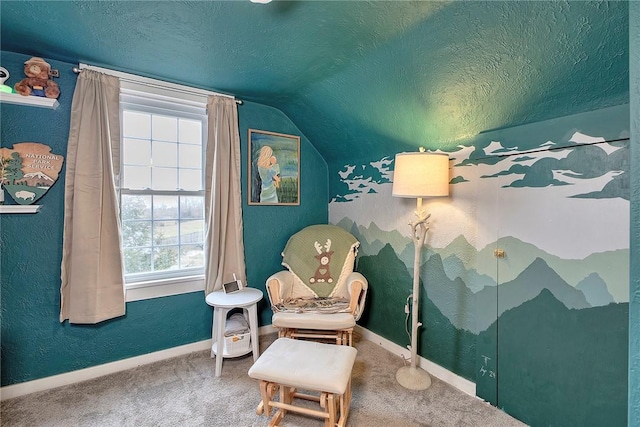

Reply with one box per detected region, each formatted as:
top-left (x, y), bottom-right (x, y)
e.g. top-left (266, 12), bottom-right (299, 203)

top-left (494, 249), bottom-right (505, 258)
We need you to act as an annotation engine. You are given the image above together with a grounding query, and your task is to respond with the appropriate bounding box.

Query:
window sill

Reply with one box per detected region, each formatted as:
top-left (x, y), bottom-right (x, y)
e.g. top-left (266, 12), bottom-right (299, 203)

top-left (125, 275), bottom-right (205, 302)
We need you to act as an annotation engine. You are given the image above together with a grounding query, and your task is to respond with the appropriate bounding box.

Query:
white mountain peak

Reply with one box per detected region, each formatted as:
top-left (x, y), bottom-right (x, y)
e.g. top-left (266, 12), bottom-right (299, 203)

top-left (23, 171), bottom-right (54, 181)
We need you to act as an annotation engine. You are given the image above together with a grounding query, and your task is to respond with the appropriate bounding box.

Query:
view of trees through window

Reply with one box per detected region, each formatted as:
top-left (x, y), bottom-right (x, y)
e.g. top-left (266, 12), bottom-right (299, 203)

top-left (120, 106), bottom-right (205, 280)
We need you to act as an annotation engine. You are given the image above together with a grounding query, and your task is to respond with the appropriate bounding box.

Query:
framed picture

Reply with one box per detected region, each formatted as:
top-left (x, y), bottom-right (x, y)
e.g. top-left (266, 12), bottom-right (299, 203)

top-left (248, 129), bottom-right (300, 206)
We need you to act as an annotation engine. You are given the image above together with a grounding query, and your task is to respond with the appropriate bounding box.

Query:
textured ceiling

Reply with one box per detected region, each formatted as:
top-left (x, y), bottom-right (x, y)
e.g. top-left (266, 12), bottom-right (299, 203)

top-left (0, 1), bottom-right (629, 164)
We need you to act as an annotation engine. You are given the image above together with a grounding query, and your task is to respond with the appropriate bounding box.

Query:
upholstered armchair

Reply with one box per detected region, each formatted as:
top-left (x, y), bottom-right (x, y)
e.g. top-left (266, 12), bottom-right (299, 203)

top-left (266, 224), bottom-right (368, 346)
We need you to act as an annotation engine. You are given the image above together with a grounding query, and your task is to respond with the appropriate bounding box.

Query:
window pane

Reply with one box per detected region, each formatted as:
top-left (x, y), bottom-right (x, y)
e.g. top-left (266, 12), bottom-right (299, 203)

top-left (123, 138), bottom-right (151, 166)
top-left (179, 169), bottom-right (202, 191)
top-left (123, 165), bottom-right (151, 189)
top-left (180, 219), bottom-right (204, 244)
top-left (123, 111), bottom-right (151, 139)
top-left (121, 195), bottom-right (151, 220)
top-left (179, 119), bottom-right (202, 144)
top-left (122, 220), bottom-right (152, 247)
top-left (153, 246), bottom-right (179, 271)
top-left (124, 247), bottom-right (152, 274)
top-left (153, 196), bottom-right (178, 219)
top-left (153, 141), bottom-right (177, 167)
top-left (152, 115), bottom-right (177, 142)
top-left (121, 105), bottom-right (206, 281)
top-left (154, 220), bottom-right (179, 245)
top-left (180, 244), bottom-right (204, 269)
top-left (152, 167), bottom-right (178, 190)
top-left (179, 144), bottom-right (202, 169)
top-left (180, 196), bottom-right (204, 219)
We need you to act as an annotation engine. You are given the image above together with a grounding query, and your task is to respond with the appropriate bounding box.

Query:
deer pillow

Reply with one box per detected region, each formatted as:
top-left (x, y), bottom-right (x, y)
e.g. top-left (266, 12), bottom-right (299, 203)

top-left (281, 224), bottom-right (359, 299)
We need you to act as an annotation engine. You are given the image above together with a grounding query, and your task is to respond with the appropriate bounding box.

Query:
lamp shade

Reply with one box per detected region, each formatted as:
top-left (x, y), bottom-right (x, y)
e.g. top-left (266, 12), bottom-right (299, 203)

top-left (392, 152), bottom-right (449, 198)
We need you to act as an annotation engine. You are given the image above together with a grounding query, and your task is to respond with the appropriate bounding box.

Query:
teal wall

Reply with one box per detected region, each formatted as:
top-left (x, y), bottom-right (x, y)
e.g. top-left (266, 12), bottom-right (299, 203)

top-left (238, 101), bottom-right (328, 326)
top-left (629, 2), bottom-right (640, 424)
top-left (0, 51), bottom-right (327, 386)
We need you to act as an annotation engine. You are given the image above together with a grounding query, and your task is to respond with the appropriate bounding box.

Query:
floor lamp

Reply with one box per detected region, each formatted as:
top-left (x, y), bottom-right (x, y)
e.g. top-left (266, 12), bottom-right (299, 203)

top-left (392, 149), bottom-right (449, 390)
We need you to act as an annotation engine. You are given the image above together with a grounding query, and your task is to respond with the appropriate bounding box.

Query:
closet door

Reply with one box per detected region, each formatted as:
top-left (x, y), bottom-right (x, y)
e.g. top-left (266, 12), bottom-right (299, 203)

top-left (494, 141), bottom-right (629, 426)
top-left (474, 166), bottom-right (500, 406)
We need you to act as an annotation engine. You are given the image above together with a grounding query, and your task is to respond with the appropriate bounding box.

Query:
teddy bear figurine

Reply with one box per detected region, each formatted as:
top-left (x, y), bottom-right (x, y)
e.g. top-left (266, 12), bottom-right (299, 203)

top-left (14, 57), bottom-right (59, 99)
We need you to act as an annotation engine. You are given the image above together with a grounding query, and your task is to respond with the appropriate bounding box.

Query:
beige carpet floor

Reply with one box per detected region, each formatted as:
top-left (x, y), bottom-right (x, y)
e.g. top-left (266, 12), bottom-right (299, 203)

top-left (1, 333), bottom-right (526, 427)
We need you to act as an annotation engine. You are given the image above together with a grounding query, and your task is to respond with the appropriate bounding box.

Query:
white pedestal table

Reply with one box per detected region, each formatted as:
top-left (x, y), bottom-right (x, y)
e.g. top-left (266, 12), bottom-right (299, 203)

top-left (205, 287), bottom-right (263, 377)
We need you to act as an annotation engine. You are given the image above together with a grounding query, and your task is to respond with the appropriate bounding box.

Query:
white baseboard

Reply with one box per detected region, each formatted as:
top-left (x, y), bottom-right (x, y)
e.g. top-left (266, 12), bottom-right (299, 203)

top-left (0, 325), bottom-right (278, 401)
top-left (355, 325), bottom-right (476, 397)
top-left (1, 324), bottom-right (473, 400)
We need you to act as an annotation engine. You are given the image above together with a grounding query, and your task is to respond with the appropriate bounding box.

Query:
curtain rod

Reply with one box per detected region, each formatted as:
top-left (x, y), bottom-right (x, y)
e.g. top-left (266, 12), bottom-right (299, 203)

top-left (72, 65), bottom-right (242, 105)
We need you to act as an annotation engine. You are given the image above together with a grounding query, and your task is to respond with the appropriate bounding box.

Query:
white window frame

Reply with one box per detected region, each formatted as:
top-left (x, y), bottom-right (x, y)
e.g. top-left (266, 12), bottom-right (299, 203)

top-left (118, 82), bottom-right (208, 302)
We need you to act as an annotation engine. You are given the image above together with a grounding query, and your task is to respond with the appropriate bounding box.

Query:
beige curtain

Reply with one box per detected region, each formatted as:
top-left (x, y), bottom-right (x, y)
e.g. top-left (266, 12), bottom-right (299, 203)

top-left (60, 70), bottom-right (125, 324)
top-left (205, 96), bottom-right (246, 294)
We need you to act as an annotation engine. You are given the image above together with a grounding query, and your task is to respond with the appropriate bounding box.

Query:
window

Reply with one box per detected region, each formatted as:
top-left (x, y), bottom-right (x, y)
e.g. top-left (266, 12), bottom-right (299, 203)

top-left (119, 83), bottom-right (208, 299)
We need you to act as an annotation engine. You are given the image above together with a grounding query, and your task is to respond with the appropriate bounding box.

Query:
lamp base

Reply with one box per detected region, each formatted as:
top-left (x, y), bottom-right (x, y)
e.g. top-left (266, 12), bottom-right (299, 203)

top-left (396, 366), bottom-right (432, 390)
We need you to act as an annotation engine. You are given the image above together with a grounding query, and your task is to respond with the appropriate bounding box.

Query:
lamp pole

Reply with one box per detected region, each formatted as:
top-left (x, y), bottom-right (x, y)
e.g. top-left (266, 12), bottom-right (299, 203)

top-left (396, 197), bottom-right (432, 390)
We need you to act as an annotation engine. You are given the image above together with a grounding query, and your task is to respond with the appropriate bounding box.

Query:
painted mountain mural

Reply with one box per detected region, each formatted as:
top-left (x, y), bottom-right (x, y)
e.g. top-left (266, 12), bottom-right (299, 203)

top-left (475, 236), bottom-right (628, 304)
top-left (479, 289), bottom-right (628, 427)
top-left (331, 106), bottom-right (629, 427)
top-left (357, 244), bottom-right (476, 381)
top-left (344, 216), bottom-right (625, 332)
top-left (475, 257), bottom-right (591, 332)
top-left (353, 227), bottom-right (628, 426)
top-left (576, 272), bottom-right (614, 306)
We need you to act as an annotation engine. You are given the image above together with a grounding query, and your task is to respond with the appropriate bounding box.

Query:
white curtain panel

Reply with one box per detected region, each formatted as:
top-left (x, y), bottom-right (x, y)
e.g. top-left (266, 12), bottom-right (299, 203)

top-left (60, 70), bottom-right (125, 324)
top-left (204, 96), bottom-right (247, 294)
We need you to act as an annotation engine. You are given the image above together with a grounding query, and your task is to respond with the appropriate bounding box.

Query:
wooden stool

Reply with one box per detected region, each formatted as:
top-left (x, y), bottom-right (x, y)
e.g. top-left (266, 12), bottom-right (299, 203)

top-left (248, 338), bottom-right (357, 427)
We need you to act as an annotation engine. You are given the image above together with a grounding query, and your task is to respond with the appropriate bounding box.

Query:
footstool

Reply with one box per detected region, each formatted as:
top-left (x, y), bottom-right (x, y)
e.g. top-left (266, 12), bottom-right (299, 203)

top-left (248, 338), bottom-right (357, 427)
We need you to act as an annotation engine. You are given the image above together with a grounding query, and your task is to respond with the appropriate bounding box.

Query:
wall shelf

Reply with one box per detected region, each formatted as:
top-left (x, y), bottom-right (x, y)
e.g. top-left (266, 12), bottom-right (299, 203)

top-left (0, 92), bottom-right (59, 110)
top-left (0, 205), bottom-right (41, 214)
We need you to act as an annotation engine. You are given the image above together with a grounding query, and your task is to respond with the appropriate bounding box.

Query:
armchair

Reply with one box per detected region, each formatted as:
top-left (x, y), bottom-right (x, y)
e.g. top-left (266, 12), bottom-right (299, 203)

top-left (266, 224), bottom-right (368, 346)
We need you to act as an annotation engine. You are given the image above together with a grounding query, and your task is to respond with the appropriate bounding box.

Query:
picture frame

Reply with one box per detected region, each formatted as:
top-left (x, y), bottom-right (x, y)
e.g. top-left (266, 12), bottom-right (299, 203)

top-left (248, 129), bottom-right (300, 206)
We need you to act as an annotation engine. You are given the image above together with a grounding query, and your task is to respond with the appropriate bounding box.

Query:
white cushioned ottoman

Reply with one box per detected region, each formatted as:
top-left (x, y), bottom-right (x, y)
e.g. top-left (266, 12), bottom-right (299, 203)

top-left (248, 338), bottom-right (357, 427)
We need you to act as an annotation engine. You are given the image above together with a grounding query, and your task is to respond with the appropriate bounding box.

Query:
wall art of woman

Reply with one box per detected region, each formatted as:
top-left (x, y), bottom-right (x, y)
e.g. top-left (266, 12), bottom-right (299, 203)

top-left (256, 145), bottom-right (281, 203)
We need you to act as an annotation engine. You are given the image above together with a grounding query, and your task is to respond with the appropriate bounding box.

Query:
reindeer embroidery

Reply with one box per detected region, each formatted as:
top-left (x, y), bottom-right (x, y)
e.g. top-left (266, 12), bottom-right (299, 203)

top-left (309, 239), bottom-right (334, 283)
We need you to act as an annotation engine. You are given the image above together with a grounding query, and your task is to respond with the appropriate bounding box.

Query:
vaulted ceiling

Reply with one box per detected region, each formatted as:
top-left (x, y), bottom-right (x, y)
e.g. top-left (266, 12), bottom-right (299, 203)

top-left (1, 1), bottom-right (629, 164)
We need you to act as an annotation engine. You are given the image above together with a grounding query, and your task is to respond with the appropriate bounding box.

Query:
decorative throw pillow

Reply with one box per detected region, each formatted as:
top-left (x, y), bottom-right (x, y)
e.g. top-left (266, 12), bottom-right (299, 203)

top-left (281, 224), bottom-right (359, 298)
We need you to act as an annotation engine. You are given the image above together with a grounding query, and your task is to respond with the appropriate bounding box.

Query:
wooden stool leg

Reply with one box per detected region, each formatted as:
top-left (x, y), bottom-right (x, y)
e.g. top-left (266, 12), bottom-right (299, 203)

top-left (258, 381), bottom-right (270, 416)
top-left (269, 410), bottom-right (285, 427)
top-left (279, 385), bottom-right (294, 417)
top-left (320, 393), bottom-right (328, 426)
top-left (338, 378), bottom-right (352, 427)
top-left (326, 393), bottom-right (336, 427)
top-left (257, 381), bottom-right (279, 416)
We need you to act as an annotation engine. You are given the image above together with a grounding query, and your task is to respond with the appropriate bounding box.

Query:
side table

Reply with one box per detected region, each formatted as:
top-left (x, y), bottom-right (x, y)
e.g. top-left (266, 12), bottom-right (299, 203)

top-left (205, 287), bottom-right (263, 377)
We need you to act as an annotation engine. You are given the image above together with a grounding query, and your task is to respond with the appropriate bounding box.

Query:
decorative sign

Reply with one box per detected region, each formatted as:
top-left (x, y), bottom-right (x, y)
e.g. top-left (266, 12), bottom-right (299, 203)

top-left (0, 142), bottom-right (64, 205)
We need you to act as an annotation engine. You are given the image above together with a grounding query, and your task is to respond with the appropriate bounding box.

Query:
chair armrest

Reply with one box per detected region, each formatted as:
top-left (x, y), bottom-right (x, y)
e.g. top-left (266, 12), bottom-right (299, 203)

top-left (266, 271), bottom-right (294, 307)
top-left (345, 272), bottom-right (368, 320)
